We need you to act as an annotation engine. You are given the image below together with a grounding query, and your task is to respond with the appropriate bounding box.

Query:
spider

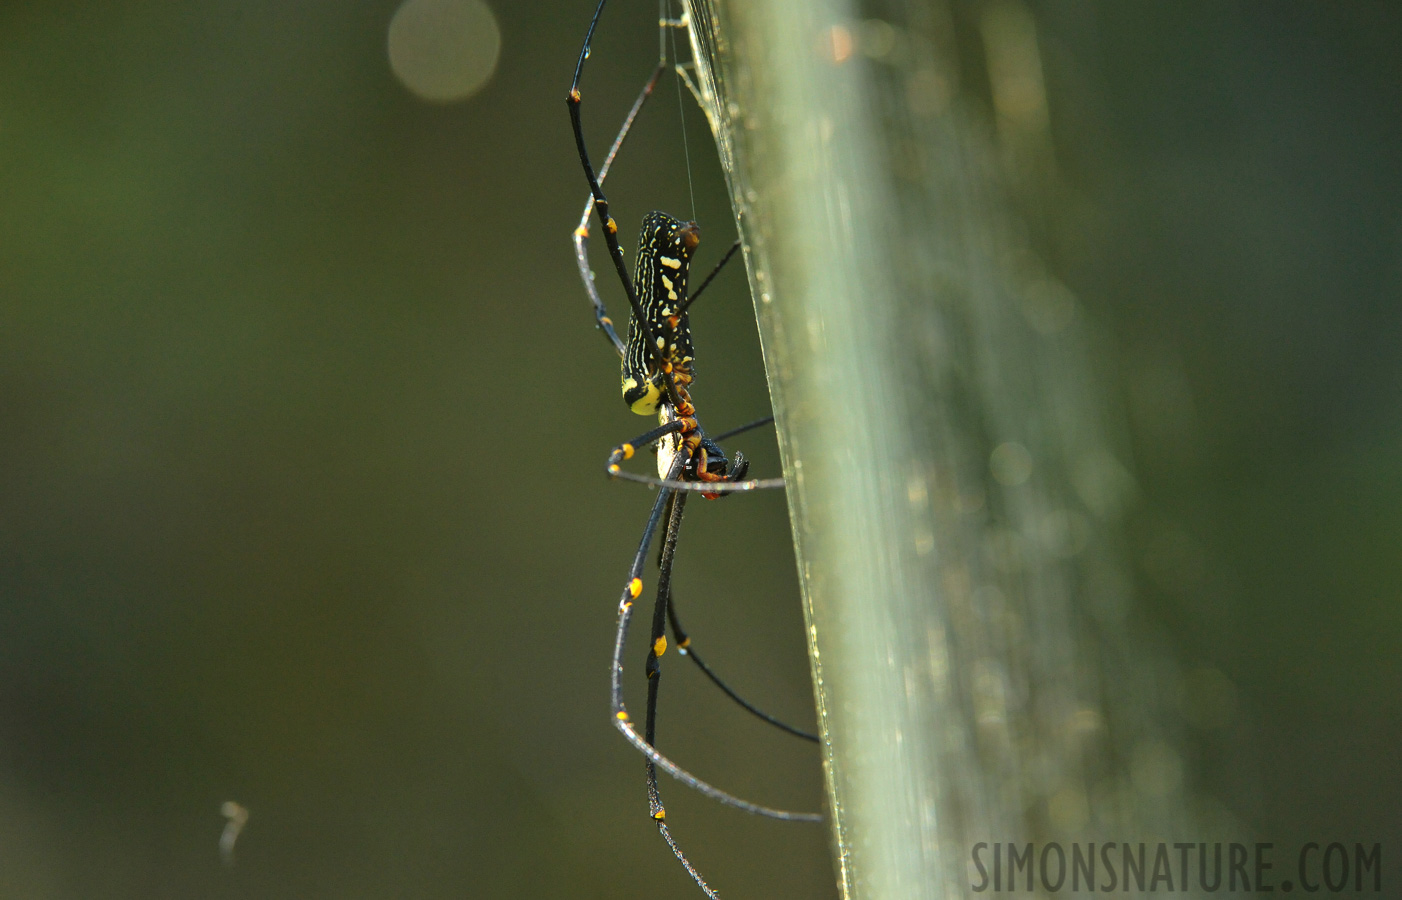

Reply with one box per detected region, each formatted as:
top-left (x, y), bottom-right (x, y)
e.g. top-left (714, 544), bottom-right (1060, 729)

top-left (566, 0), bottom-right (821, 894)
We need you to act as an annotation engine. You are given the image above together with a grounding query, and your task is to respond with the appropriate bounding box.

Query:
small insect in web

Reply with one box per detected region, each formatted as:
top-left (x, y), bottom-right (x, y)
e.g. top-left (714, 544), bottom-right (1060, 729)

top-left (566, 0), bottom-right (821, 895)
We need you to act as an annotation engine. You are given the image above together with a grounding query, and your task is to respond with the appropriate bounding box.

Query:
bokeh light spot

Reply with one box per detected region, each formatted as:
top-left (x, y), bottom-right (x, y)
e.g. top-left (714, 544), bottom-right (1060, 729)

top-left (388, 0), bottom-right (501, 103)
top-left (989, 441), bottom-right (1033, 486)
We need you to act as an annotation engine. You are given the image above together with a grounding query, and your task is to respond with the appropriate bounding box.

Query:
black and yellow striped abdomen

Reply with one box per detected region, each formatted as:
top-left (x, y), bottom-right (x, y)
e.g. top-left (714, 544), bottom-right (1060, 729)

top-left (622, 211), bottom-right (699, 416)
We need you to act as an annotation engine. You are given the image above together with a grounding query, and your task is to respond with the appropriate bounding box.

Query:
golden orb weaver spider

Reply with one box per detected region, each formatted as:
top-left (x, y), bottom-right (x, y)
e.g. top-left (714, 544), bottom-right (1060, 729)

top-left (566, 0), bottom-right (822, 895)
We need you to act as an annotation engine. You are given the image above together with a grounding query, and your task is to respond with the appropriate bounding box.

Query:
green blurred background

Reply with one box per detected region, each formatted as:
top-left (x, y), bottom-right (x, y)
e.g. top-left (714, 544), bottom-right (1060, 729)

top-left (0, 1), bottom-right (1395, 897)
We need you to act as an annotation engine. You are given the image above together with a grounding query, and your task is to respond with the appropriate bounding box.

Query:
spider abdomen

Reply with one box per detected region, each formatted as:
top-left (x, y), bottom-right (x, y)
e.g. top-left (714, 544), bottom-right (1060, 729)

top-left (621, 211), bottom-right (699, 415)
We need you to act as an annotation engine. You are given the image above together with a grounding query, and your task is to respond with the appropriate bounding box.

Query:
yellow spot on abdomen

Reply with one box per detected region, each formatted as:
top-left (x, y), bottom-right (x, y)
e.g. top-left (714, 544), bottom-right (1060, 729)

top-left (623, 377), bottom-right (662, 416)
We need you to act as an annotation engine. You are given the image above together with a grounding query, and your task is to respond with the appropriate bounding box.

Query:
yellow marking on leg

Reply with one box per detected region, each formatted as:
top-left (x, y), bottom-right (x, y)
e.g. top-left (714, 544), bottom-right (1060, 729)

top-left (606, 218), bottom-right (617, 234)
top-left (621, 443), bottom-right (634, 460)
top-left (629, 577), bottom-right (643, 598)
top-left (574, 225), bottom-right (588, 238)
top-left (652, 636), bottom-right (667, 657)
top-left (652, 807), bottom-right (666, 821)
top-left (616, 710), bottom-right (629, 721)
top-left (677, 637), bottom-right (691, 649)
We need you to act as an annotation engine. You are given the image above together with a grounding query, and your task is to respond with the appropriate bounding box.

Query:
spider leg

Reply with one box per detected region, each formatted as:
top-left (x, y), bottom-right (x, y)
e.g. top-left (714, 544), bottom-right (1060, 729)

top-left (607, 417), bottom-right (692, 477)
top-left (655, 414), bottom-right (817, 740)
top-left (665, 593), bottom-right (818, 743)
top-left (568, 0), bottom-right (684, 410)
top-left (642, 489), bottom-right (722, 899)
top-left (569, 1), bottom-right (737, 360)
top-left (677, 239), bottom-right (740, 316)
top-left (607, 414), bottom-right (785, 493)
top-left (573, 59), bottom-right (666, 359)
top-left (610, 454), bottom-right (820, 822)
top-left (608, 464), bottom-right (783, 494)
top-left (710, 415), bottom-right (773, 443)
top-left (607, 411), bottom-right (781, 493)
